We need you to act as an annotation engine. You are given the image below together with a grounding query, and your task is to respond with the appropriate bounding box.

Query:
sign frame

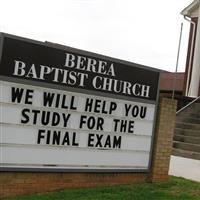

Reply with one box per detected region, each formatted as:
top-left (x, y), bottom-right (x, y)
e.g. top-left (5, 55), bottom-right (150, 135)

top-left (0, 32), bottom-right (160, 173)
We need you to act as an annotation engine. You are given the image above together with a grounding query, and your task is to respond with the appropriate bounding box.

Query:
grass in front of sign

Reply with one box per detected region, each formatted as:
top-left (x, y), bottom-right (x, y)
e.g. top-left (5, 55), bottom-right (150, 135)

top-left (8, 176), bottom-right (200, 200)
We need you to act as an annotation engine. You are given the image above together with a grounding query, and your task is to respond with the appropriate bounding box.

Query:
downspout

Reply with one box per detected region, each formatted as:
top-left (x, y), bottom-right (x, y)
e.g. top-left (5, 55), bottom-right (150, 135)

top-left (183, 16), bottom-right (196, 96)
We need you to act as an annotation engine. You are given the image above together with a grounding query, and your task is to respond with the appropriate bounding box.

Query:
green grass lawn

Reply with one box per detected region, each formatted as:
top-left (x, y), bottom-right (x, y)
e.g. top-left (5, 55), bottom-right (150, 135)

top-left (8, 176), bottom-right (200, 200)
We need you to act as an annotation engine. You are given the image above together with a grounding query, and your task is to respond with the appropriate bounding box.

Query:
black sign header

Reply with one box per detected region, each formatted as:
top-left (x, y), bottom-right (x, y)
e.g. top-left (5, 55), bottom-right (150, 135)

top-left (0, 33), bottom-right (160, 101)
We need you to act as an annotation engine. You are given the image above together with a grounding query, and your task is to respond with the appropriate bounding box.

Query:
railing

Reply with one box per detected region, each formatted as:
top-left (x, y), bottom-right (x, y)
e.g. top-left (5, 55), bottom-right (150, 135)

top-left (176, 96), bottom-right (200, 115)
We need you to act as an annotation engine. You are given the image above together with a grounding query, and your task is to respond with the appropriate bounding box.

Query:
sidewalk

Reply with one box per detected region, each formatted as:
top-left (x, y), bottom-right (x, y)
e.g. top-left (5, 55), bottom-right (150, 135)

top-left (169, 155), bottom-right (200, 182)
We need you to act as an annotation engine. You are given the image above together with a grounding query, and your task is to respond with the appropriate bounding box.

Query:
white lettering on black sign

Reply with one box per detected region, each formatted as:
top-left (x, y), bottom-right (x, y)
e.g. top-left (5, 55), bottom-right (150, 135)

top-left (0, 36), bottom-right (159, 101)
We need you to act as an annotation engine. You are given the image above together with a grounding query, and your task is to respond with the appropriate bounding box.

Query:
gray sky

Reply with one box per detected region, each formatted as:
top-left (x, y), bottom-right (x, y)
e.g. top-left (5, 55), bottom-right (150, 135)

top-left (0, 0), bottom-right (193, 72)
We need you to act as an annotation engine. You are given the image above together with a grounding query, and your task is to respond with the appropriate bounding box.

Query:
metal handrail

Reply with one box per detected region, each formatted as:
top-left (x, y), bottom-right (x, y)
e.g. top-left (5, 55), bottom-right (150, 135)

top-left (176, 96), bottom-right (200, 115)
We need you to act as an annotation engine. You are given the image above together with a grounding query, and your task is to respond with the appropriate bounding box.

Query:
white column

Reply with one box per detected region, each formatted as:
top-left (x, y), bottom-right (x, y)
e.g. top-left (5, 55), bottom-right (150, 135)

top-left (188, 4), bottom-right (200, 97)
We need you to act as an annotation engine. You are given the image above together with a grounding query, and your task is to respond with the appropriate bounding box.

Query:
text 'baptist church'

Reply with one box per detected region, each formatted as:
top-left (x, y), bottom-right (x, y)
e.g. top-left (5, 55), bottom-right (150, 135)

top-left (13, 53), bottom-right (151, 98)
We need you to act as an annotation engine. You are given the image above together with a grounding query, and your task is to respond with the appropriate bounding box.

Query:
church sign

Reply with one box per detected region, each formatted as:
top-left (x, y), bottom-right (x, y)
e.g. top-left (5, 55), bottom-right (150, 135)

top-left (0, 33), bottom-right (159, 172)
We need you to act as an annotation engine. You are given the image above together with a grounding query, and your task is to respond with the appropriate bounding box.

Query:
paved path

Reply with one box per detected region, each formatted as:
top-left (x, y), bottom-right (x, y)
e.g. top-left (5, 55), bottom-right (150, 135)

top-left (169, 155), bottom-right (200, 182)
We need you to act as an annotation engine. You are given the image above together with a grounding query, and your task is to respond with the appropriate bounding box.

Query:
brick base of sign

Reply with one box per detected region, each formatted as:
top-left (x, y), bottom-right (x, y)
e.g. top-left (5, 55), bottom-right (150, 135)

top-left (0, 98), bottom-right (177, 199)
top-left (0, 172), bottom-right (147, 198)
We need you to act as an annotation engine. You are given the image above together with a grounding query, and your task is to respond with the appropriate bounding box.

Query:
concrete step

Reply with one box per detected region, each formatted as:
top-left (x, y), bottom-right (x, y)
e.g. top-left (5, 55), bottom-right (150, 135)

top-left (173, 102), bottom-right (200, 160)
top-left (172, 148), bottom-right (200, 160)
top-left (187, 113), bottom-right (200, 118)
top-left (177, 109), bottom-right (200, 117)
top-left (176, 122), bottom-right (200, 131)
top-left (173, 134), bottom-right (200, 145)
top-left (174, 128), bottom-right (200, 137)
top-left (188, 103), bottom-right (200, 111)
top-left (176, 117), bottom-right (200, 124)
top-left (173, 141), bottom-right (200, 153)
top-left (178, 103), bottom-right (200, 115)
top-left (191, 103), bottom-right (200, 110)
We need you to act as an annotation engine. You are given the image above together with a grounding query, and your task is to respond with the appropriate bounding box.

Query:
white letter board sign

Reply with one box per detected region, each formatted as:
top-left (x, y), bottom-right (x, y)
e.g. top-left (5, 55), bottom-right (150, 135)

top-left (0, 33), bottom-right (160, 172)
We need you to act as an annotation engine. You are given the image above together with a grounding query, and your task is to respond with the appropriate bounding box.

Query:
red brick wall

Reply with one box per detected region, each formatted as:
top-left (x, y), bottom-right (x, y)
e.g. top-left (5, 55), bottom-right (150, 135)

top-left (0, 98), bottom-right (177, 199)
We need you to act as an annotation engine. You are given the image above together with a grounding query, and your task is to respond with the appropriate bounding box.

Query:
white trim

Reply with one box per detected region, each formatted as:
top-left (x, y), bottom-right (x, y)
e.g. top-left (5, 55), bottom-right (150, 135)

top-left (181, 0), bottom-right (200, 17)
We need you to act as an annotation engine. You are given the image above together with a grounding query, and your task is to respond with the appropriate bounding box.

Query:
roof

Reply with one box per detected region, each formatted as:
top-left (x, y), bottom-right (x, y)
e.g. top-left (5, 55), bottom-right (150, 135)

top-left (160, 72), bottom-right (185, 91)
top-left (181, 0), bottom-right (200, 17)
